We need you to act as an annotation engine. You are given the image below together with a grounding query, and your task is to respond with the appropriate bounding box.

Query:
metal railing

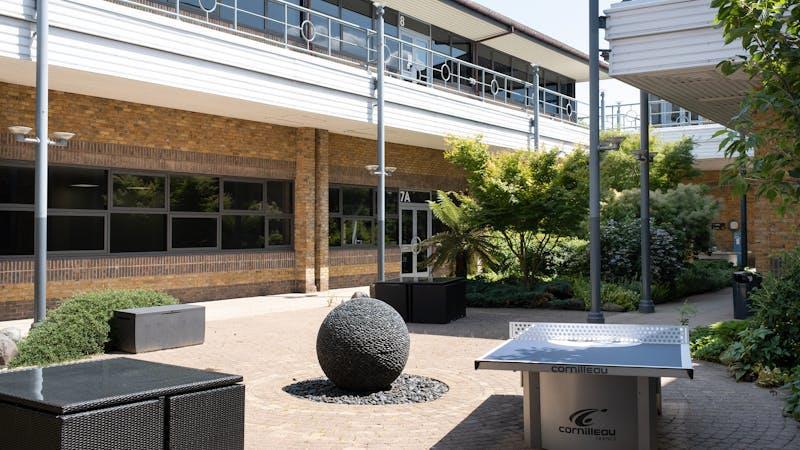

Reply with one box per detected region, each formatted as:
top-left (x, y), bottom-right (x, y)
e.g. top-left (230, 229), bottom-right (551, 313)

top-left (601, 100), bottom-right (713, 131)
top-left (109, 0), bottom-right (589, 126)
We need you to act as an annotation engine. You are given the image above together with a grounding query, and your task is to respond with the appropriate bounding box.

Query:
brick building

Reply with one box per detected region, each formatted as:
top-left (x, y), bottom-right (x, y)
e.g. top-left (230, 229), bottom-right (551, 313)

top-left (0, 0), bottom-right (599, 319)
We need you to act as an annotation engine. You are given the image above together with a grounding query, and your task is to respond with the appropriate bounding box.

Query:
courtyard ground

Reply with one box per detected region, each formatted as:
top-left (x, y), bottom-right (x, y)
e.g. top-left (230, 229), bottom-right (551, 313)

top-left (2, 287), bottom-right (798, 449)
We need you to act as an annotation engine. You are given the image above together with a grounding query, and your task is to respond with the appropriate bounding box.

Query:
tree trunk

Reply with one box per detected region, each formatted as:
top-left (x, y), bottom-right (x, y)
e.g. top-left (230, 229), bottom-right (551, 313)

top-left (455, 252), bottom-right (468, 278)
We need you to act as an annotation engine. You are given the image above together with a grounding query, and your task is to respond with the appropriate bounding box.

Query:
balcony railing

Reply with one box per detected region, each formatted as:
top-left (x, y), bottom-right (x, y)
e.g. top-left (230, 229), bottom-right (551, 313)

top-left (601, 100), bottom-right (713, 131)
top-left (108, 0), bottom-right (589, 126)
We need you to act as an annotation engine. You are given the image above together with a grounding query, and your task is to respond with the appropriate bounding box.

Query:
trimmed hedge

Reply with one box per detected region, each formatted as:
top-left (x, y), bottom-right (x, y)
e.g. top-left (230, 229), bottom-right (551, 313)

top-left (10, 290), bottom-right (178, 368)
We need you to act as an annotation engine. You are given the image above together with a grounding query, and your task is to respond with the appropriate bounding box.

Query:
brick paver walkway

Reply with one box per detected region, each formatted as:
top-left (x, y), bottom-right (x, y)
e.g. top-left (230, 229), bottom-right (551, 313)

top-left (3, 287), bottom-right (798, 448)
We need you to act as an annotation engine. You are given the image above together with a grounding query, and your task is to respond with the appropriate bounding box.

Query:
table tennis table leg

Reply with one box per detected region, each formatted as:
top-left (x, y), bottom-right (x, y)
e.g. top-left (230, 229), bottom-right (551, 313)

top-left (522, 371), bottom-right (542, 449)
top-left (637, 376), bottom-right (657, 450)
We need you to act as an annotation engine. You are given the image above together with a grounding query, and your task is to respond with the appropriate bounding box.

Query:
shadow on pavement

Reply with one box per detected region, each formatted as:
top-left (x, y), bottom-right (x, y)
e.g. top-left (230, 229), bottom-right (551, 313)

top-left (432, 394), bottom-right (525, 449)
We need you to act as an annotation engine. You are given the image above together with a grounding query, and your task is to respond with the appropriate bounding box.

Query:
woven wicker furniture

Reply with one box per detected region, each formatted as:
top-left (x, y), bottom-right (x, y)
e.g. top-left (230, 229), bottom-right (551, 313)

top-left (0, 358), bottom-right (244, 450)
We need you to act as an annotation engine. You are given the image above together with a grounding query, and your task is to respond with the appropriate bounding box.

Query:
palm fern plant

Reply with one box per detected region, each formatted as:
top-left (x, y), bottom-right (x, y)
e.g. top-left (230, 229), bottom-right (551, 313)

top-left (422, 191), bottom-right (496, 277)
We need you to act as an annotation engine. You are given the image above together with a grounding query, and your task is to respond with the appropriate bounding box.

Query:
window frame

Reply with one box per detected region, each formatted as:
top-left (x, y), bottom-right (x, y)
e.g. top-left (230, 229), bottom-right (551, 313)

top-left (328, 184), bottom-right (400, 248)
top-left (0, 161), bottom-right (295, 258)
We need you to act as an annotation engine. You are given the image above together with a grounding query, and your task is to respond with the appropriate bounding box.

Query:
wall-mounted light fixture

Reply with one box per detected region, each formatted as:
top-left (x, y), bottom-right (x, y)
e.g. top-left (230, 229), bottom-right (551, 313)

top-left (365, 165), bottom-right (396, 176)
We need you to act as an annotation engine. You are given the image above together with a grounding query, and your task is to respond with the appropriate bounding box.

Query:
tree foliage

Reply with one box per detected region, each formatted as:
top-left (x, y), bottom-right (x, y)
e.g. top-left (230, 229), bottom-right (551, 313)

top-left (443, 136), bottom-right (589, 286)
top-left (713, 0), bottom-right (800, 213)
top-left (423, 191), bottom-right (497, 277)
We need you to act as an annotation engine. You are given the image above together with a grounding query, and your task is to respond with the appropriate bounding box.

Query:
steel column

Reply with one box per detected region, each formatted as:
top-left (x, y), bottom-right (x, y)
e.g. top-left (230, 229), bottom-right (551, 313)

top-left (34, 0), bottom-right (49, 324)
top-left (639, 90), bottom-right (655, 314)
top-left (375, 3), bottom-right (386, 281)
top-left (587, 0), bottom-right (604, 324)
top-left (600, 91), bottom-right (605, 131)
top-left (740, 167), bottom-right (748, 269)
top-left (531, 65), bottom-right (540, 150)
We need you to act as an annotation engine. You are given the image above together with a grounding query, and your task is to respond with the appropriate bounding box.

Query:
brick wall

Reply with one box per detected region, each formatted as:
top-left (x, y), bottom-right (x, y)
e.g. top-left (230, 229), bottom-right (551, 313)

top-left (0, 82), bottom-right (468, 319)
top-left (692, 170), bottom-right (800, 270)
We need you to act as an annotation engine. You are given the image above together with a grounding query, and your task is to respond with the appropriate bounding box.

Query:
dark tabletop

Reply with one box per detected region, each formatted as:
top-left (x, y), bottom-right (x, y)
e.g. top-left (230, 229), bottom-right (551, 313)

top-left (0, 358), bottom-right (242, 414)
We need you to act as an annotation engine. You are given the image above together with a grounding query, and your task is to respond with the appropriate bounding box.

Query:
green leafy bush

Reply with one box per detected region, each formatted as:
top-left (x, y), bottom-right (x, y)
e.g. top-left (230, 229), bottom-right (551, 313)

top-left (569, 277), bottom-right (640, 312)
top-left (604, 184), bottom-right (719, 255)
top-left (785, 367), bottom-right (800, 421)
top-left (673, 260), bottom-right (735, 299)
top-left (11, 290), bottom-right (178, 368)
top-left (690, 320), bottom-right (748, 363)
top-left (600, 219), bottom-right (684, 284)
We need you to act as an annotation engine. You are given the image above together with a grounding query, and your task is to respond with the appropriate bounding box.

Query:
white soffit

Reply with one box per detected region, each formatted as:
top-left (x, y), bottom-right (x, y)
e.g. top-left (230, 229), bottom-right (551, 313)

top-left (380, 0), bottom-right (600, 82)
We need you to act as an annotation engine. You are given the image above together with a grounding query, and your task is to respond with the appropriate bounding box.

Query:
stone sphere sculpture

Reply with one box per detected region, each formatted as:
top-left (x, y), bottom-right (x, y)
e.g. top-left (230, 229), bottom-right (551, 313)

top-left (316, 298), bottom-right (410, 391)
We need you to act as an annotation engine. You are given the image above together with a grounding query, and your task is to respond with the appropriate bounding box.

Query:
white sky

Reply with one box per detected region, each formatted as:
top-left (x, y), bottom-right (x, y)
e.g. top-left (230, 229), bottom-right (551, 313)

top-left (473, 0), bottom-right (641, 106)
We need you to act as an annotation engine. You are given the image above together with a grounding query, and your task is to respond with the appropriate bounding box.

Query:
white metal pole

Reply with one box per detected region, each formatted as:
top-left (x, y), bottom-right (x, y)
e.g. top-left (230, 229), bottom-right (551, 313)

top-left (33, 0), bottom-right (49, 324)
top-left (375, 3), bottom-right (386, 281)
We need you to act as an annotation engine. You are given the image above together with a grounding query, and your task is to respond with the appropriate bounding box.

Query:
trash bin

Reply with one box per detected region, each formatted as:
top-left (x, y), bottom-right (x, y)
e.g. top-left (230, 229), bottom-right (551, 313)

top-left (732, 271), bottom-right (762, 319)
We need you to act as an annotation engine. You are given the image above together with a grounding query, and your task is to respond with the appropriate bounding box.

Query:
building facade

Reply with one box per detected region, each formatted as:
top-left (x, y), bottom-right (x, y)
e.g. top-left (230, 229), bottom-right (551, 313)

top-left (605, 0), bottom-right (800, 271)
top-left (0, 0), bottom-right (599, 319)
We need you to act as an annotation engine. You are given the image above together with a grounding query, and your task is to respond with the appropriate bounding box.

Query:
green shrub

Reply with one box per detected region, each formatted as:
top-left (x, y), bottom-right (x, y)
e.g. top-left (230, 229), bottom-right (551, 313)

top-left (11, 290), bottom-right (178, 368)
top-left (569, 277), bottom-right (639, 312)
top-left (785, 367), bottom-right (800, 421)
top-left (690, 320), bottom-right (748, 362)
top-left (673, 260), bottom-right (734, 298)
top-left (600, 219), bottom-right (684, 284)
top-left (547, 238), bottom-right (588, 278)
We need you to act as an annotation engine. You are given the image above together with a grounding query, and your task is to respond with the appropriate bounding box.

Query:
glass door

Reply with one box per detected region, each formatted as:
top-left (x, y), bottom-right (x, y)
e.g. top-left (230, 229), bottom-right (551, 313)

top-left (400, 205), bottom-right (431, 278)
top-left (399, 28), bottom-right (431, 84)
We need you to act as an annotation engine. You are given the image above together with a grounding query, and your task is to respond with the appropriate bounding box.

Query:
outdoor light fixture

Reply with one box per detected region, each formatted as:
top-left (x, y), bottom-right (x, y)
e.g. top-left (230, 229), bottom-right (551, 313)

top-left (8, 126), bottom-right (75, 147)
top-left (599, 135), bottom-right (624, 152)
top-left (365, 165), bottom-right (396, 176)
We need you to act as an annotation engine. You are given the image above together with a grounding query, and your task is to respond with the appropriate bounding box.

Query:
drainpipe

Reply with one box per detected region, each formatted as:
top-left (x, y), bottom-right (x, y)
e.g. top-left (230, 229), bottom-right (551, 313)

top-left (600, 91), bottom-right (605, 131)
top-left (531, 64), bottom-right (540, 151)
top-left (739, 165), bottom-right (748, 269)
top-left (639, 90), bottom-right (655, 314)
top-left (375, 3), bottom-right (386, 281)
top-left (587, 0), bottom-right (604, 324)
top-left (33, 0), bottom-right (49, 324)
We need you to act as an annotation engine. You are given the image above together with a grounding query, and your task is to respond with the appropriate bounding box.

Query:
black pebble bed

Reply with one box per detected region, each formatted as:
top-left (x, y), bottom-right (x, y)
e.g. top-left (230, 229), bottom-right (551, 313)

top-left (283, 374), bottom-right (449, 405)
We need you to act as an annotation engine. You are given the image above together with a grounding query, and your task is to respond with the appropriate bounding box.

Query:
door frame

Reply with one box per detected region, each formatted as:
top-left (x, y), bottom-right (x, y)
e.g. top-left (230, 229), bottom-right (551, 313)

top-left (399, 203), bottom-right (432, 278)
top-left (398, 27), bottom-right (431, 83)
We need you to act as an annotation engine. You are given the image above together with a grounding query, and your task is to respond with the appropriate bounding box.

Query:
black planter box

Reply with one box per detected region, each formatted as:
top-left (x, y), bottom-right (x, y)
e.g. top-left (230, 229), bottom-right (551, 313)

top-left (111, 304), bottom-right (205, 353)
top-left (373, 277), bottom-right (466, 324)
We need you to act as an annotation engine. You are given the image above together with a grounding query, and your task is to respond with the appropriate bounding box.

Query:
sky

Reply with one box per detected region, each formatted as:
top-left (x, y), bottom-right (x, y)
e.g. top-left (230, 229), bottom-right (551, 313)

top-left (473, 0), bottom-right (641, 106)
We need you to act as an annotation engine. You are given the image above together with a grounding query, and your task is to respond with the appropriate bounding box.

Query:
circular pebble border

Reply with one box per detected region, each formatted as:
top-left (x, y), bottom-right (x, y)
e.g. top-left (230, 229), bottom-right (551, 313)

top-left (283, 374), bottom-right (449, 405)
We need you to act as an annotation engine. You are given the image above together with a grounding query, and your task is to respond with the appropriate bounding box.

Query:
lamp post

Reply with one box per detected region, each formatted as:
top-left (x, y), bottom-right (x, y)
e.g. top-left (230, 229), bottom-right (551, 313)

top-left (7, 126), bottom-right (75, 325)
top-left (638, 90), bottom-right (655, 313)
top-left (531, 64), bottom-right (540, 150)
top-left (587, 0), bottom-right (604, 324)
top-left (373, 2), bottom-right (386, 281)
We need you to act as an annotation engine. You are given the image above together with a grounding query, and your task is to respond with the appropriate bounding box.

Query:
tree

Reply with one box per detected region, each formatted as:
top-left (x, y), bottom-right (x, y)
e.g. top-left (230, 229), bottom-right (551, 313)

top-left (713, 0), bottom-right (800, 213)
top-left (443, 136), bottom-right (589, 287)
top-left (422, 191), bottom-right (496, 277)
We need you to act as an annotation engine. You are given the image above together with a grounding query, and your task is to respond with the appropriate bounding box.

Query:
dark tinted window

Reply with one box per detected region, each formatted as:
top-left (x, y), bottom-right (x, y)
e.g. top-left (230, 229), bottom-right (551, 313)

top-left (268, 219), bottom-right (291, 246)
top-left (172, 217), bottom-right (217, 248)
top-left (386, 218), bottom-right (398, 245)
top-left (49, 167), bottom-right (107, 210)
top-left (342, 187), bottom-right (372, 216)
top-left (266, 181), bottom-right (293, 214)
top-left (48, 215), bottom-right (104, 251)
top-left (170, 176), bottom-right (219, 212)
top-left (222, 215), bottom-right (265, 249)
top-left (0, 166), bottom-right (34, 204)
top-left (343, 218), bottom-right (373, 245)
top-left (0, 211), bottom-right (33, 255)
top-left (328, 217), bottom-right (341, 246)
top-left (113, 174), bottom-right (165, 209)
top-left (111, 214), bottom-right (167, 253)
top-left (223, 181), bottom-right (263, 211)
top-left (329, 187), bottom-right (341, 214)
top-left (385, 190), bottom-right (398, 215)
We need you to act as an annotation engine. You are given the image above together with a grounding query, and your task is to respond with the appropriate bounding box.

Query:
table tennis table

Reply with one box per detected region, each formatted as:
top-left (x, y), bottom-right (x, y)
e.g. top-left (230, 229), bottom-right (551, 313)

top-left (475, 322), bottom-right (693, 450)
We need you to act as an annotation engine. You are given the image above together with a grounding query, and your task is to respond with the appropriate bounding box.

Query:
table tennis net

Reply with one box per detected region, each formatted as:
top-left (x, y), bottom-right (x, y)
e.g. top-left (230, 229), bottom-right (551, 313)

top-left (509, 322), bottom-right (689, 345)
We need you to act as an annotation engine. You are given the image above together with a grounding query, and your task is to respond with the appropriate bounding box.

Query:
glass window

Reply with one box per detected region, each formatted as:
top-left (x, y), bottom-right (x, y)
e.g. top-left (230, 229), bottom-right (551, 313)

top-left (267, 0), bottom-right (302, 41)
top-left (400, 14), bottom-right (429, 36)
top-left (222, 215), bottom-right (265, 249)
top-left (385, 190), bottom-right (398, 215)
top-left (343, 218), bottom-right (373, 245)
top-left (49, 167), bottom-right (107, 210)
top-left (329, 187), bottom-right (341, 214)
top-left (223, 181), bottom-right (263, 211)
top-left (170, 175), bottom-right (219, 212)
top-left (328, 217), bottom-right (342, 246)
top-left (172, 217), bottom-right (217, 248)
top-left (113, 174), bottom-right (166, 209)
top-left (266, 181), bottom-right (293, 214)
top-left (341, 0), bottom-right (371, 62)
top-left (235, 0), bottom-right (266, 31)
top-left (0, 211), bottom-right (33, 255)
top-left (0, 166), bottom-right (34, 205)
top-left (268, 219), bottom-right (292, 246)
top-left (342, 186), bottom-right (372, 216)
top-left (110, 214), bottom-right (167, 253)
top-left (386, 218), bottom-right (398, 245)
top-left (48, 215), bottom-right (104, 252)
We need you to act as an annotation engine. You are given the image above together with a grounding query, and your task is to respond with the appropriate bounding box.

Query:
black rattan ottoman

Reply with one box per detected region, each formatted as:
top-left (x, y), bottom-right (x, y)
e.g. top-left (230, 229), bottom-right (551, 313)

top-left (0, 358), bottom-right (244, 450)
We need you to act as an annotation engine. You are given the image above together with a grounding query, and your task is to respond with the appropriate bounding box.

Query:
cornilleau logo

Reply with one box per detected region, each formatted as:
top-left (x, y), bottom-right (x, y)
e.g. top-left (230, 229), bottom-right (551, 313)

top-left (558, 408), bottom-right (616, 439)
